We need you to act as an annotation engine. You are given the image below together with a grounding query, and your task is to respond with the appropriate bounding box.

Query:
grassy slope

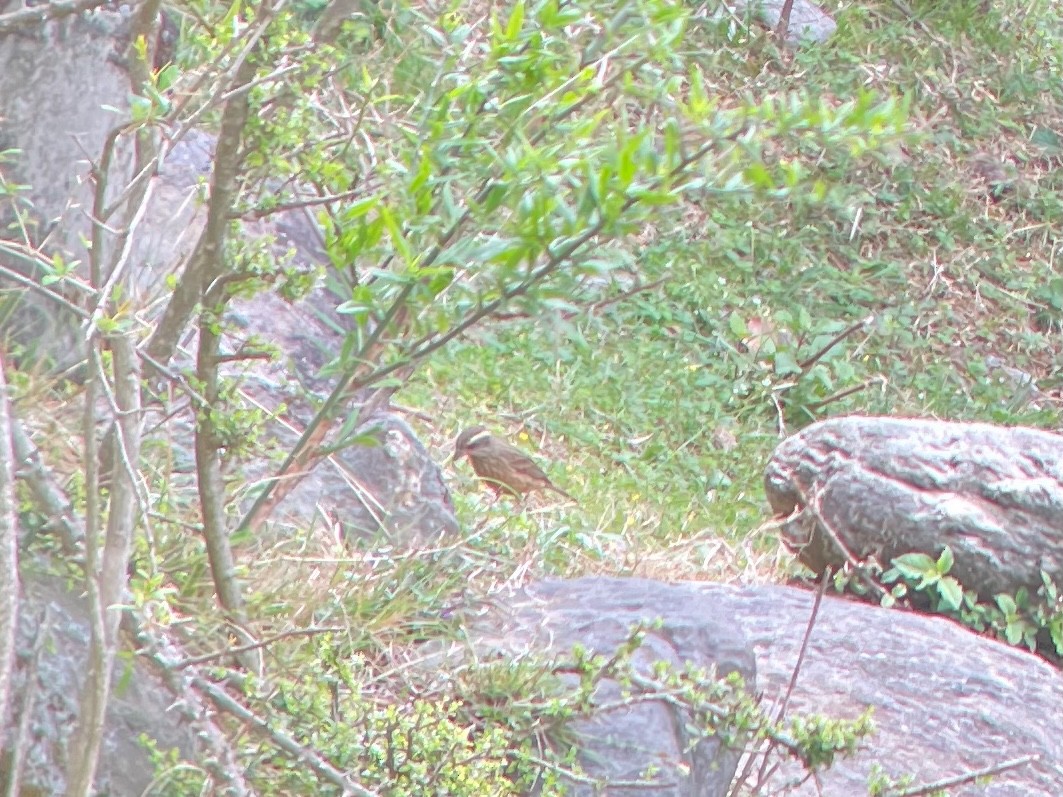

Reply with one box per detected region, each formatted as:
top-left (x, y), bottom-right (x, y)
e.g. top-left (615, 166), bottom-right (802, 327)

top-left (403, 0), bottom-right (1063, 585)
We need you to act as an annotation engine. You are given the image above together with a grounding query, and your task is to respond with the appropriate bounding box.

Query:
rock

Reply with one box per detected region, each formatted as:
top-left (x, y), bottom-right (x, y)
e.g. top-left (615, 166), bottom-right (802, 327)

top-left (1, 569), bottom-right (196, 796)
top-left (0, 10), bottom-right (133, 370)
top-left (477, 577), bottom-right (757, 796)
top-left (258, 409), bottom-right (460, 546)
top-left (479, 577), bottom-right (1063, 796)
top-left (707, 582), bottom-right (1063, 796)
top-left (764, 416), bottom-right (1063, 597)
top-left (230, 290), bottom-right (459, 546)
top-left (732, 0), bottom-right (837, 44)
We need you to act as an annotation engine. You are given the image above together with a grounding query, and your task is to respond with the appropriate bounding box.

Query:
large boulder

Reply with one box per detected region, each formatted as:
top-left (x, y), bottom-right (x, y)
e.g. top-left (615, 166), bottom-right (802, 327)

top-left (480, 577), bottom-right (1063, 796)
top-left (712, 582), bottom-right (1063, 796)
top-left (478, 577), bottom-right (756, 796)
top-left (1, 569), bottom-right (197, 796)
top-left (764, 416), bottom-right (1063, 597)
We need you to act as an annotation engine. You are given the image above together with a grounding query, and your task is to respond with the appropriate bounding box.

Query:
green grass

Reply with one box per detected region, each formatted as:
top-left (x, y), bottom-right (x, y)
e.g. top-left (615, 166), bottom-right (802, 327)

top-left (20, 2), bottom-right (1063, 792)
top-left (402, 0), bottom-right (1063, 586)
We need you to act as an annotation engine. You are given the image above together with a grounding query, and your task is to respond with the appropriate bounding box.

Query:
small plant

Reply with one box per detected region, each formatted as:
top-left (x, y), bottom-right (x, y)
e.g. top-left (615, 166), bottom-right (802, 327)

top-left (881, 547), bottom-right (1063, 657)
top-left (881, 546), bottom-right (963, 612)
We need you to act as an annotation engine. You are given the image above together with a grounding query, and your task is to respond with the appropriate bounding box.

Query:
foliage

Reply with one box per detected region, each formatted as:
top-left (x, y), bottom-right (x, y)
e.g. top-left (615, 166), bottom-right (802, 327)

top-left (8, 0), bottom-right (1063, 793)
top-left (141, 622), bottom-right (874, 795)
top-left (881, 547), bottom-right (1063, 657)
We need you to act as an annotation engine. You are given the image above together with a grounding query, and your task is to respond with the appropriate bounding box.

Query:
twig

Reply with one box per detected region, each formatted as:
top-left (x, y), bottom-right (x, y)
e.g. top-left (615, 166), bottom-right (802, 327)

top-left (885, 754), bottom-right (1038, 797)
top-left (771, 390), bottom-right (787, 439)
top-left (797, 315), bottom-right (874, 375)
top-left (0, 0), bottom-right (115, 34)
top-left (0, 256), bottom-right (93, 318)
top-left (774, 0), bottom-right (796, 41)
top-left (802, 488), bottom-right (887, 601)
top-left (520, 752), bottom-right (670, 790)
top-left (190, 674), bottom-right (381, 797)
top-left (779, 567), bottom-right (830, 719)
top-left (730, 569), bottom-right (831, 795)
top-left (170, 625), bottom-right (347, 670)
top-left (4, 608), bottom-right (51, 797)
top-left (232, 187), bottom-right (365, 220)
top-left (127, 617), bottom-right (257, 796)
top-left (0, 355), bottom-right (19, 738)
top-left (10, 410), bottom-right (86, 553)
top-left (804, 376), bottom-right (885, 413)
top-left (588, 277), bottom-right (667, 316)
top-left (888, 0), bottom-right (935, 38)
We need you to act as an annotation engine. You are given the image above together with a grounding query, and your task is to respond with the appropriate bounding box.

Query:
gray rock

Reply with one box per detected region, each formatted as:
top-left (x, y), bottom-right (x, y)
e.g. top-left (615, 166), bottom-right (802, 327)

top-left (704, 582), bottom-right (1063, 796)
top-left (479, 577), bottom-right (757, 796)
top-left (1, 569), bottom-right (196, 796)
top-left (732, 0), bottom-right (837, 44)
top-left (481, 578), bottom-right (1063, 796)
top-left (256, 409), bottom-right (460, 545)
top-left (764, 416), bottom-right (1063, 597)
top-left (0, 11), bottom-right (133, 371)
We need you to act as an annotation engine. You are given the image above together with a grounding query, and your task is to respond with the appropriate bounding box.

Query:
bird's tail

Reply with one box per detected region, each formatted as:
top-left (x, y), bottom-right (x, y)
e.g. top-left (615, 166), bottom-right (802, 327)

top-left (548, 483), bottom-right (577, 503)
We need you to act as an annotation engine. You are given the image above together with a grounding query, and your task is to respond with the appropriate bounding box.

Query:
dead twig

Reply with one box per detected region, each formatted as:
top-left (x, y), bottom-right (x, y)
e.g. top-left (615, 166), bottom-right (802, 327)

top-left (885, 754), bottom-right (1038, 797)
top-left (0, 356), bottom-right (20, 740)
top-left (3, 608), bottom-right (51, 797)
top-left (797, 315), bottom-right (874, 375)
top-left (802, 487), bottom-right (887, 602)
top-left (170, 625), bottom-right (347, 670)
top-left (190, 674), bottom-right (382, 797)
top-left (775, 0), bottom-right (796, 41)
top-left (0, 0), bottom-right (113, 34)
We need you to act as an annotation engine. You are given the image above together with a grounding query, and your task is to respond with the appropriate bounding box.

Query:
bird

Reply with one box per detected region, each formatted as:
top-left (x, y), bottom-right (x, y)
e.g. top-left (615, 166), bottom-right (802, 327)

top-left (451, 426), bottom-right (575, 502)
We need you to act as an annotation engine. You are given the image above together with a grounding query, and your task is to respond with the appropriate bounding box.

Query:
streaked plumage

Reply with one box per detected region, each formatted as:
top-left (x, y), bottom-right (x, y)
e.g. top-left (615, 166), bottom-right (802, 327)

top-left (452, 426), bottom-right (574, 502)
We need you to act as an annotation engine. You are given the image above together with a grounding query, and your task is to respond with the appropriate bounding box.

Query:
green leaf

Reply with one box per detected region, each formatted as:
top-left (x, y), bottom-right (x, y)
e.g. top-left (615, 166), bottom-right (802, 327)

top-left (379, 205), bottom-right (413, 264)
top-left (995, 594), bottom-right (1017, 615)
top-left (936, 545), bottom-right (954, 575)
top-left (773, 351), bottom-right (801, 376)
top-left (1003, 621), bottom-right (1023, 646)
top-left (936, 577), bottom-right (962, 612)
top-left (1050, 617), bottom-right (1063, 655)
top-left (343, 196), bottom-right (381, 220)
top-left (1040, 571), bottom-right (1057, 602)
top-left (889, 552), bottom-right (936, 580)
top-left (505, 0), bottom-right (525, 40)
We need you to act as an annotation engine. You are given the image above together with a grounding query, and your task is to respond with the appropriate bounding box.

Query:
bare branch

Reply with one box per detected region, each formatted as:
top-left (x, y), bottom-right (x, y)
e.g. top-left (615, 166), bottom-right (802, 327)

top-left (194, 304), bottom-right (248, 624)
top-left (3, 608), bottom-right (50, 797)
top-left (11, 422), bottom-right (86, 556)
top-left (145, 2), bottom-right (286, 365)
top-left (127, 617), bottom-right (258, 796)
top-left (0, 356), bottom-right (21, 744)
top-left (0, 0), bottom-right (125, 34)
top-left (170, 625), bottom-right (348, 670)
top-left (65, 336), bottom-right (143, 797)
top-left (191, 674), bottom-right (382, 797)
top-left (885, 754), bottom-right (1038, 797)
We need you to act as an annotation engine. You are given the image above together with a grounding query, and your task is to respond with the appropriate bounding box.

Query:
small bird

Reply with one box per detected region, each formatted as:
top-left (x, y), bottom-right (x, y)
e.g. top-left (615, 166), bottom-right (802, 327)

top-left (451, 426), bottom-right (575, 502)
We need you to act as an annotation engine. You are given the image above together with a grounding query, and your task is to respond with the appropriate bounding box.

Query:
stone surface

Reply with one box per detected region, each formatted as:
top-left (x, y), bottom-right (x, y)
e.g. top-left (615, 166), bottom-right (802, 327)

top-left (0, 11), bottom-right (133, 370)
top-left (480, 577), bottom-right (757, 796)
top-left (1, 568), bottom-right (196, 796)
top-left (482, 577), bottom-right (1063, 796)
top-left (733, 0), bottom-right (837, 44)
top-left (706, 582), bottom-right (1063, 796)
top-left (764, 415), bottom-right (1063, 597)
top-left (248, 406), bottom-right (460, 545)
